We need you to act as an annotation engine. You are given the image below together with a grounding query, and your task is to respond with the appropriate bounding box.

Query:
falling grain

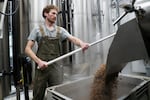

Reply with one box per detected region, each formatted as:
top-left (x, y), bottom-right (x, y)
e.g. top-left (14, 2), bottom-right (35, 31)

top-left (90, 64), bottom-right (119, 100)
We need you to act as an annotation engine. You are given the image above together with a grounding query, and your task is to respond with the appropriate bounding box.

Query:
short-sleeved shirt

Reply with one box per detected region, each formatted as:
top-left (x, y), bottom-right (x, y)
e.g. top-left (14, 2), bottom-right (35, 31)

top-left (27, 23), bottom-right (72, 43)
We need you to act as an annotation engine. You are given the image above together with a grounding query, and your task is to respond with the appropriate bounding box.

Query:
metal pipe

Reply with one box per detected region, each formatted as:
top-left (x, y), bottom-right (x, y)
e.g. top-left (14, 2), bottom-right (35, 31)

top-left (0, 73), bottom-right (2, 77)
top-left (0, 0), bottom-right (8, 39)
top-left (115, 0), bottom-right (121, 27)
top-left (61, 0), bottom-right (66, 28)
top-left (46, 32), bottom-right (116, 66)
top-left (113, 12), bottom-right (127, 25)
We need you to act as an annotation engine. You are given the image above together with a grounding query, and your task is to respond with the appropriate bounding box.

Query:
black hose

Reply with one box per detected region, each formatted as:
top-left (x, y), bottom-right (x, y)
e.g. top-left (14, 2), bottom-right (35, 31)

top-left (0, 0), bottom-right (19, 16)
top-left (132, 0), bottom-right (136, 6)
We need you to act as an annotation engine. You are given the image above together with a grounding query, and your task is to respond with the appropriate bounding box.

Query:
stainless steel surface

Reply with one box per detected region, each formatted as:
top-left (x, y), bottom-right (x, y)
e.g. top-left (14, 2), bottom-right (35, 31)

top-left (0, 0), bottom-right (8, 38)
top-left (0, 1), bottom-right (11, 99)
top-left (47, 74), bottom-right (149, 100)
top-left (62, 0), bottom-right (117, 75)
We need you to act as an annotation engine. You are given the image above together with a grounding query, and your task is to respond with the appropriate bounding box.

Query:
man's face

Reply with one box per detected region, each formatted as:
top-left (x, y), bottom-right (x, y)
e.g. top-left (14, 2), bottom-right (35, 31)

top-left (46, 9), bottom-right (58, 23)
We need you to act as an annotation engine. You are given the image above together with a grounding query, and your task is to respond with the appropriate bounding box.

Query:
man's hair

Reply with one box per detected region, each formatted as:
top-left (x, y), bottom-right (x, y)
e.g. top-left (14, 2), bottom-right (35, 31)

top-left (42, 5), bottom-right (59, 19)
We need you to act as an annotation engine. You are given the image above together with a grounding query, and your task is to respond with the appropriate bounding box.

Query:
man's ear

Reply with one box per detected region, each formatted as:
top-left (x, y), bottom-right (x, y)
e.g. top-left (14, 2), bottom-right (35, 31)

top-left (44, 12), bottom-right (48, 17)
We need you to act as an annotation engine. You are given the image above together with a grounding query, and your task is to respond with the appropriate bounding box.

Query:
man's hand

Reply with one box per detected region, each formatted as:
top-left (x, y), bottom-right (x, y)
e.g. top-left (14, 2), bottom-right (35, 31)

top-left (80, 42), bottom-right (89, 52)
top-left (37, 60), bottom-right (48, 70)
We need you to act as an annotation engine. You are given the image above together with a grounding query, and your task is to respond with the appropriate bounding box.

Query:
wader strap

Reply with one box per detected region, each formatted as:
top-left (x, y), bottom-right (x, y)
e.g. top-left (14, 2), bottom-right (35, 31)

top-left (56, 26), bottom-right (60, 37)
top-left (56, 26), bottom-right (63, 55)
top-left (39, 25), bottom-right (45, 36)
top-left (39, 25), bottom-right (60, 37)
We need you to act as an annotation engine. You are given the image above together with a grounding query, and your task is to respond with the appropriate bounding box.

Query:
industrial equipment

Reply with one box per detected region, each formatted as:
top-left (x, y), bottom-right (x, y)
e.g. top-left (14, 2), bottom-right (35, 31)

top-left (106, 0), bottom-right (150, 75)
top-left (46, 74), bottom-right (150, 100)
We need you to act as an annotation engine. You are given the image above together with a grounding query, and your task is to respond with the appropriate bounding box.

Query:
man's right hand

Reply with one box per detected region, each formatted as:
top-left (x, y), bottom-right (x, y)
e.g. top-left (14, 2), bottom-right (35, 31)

top-left (37, 60), bottom-right (48, 70)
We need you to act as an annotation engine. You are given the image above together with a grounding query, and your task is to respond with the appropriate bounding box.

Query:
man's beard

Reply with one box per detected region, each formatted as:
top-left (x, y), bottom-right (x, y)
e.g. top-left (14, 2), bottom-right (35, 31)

top-left (48, 18), bottom-right (56, 24)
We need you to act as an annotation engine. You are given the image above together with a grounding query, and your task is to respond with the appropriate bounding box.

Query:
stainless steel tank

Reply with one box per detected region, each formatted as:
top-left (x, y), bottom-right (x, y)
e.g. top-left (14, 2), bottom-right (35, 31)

top-left (0, 1), bottom-right (11, 99)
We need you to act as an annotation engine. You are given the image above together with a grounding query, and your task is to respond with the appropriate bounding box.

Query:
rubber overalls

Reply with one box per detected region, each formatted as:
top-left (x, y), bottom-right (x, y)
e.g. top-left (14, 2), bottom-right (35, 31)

top-left (33, 26), bottom-right (63, 100)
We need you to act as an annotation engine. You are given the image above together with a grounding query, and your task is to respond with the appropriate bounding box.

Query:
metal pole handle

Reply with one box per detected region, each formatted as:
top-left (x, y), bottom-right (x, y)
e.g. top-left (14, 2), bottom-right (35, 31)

top-left (46, 32), bottom-right (116, 66)
top-left (113, 12), bottom-right (127, 25)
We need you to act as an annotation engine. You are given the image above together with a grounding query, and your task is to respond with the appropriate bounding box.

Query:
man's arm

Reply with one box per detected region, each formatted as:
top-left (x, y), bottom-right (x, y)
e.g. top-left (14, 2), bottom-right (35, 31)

top-left (67, 36), bottom-right (89, 51)
top-left (25, 40), bottom-right (48, 69)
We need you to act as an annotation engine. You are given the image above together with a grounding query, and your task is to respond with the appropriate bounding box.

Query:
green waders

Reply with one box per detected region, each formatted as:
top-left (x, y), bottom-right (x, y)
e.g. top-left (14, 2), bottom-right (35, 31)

top-left (33, 26), bottom-right (63, 100)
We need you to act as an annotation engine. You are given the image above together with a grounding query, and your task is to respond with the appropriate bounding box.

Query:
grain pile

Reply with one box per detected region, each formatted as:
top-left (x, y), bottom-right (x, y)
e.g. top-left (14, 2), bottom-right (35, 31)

top-left (90, 64), bottom-right (119, 100)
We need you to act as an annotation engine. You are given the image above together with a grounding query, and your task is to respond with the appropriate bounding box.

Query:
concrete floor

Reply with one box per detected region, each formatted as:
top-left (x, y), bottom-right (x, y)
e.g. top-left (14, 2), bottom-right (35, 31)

top-left (4, 85), bottom-right (33, 100)
top-left (3, 67), bottom-right (83, 100)
top-left (4, 90), bottom-right (33, 100)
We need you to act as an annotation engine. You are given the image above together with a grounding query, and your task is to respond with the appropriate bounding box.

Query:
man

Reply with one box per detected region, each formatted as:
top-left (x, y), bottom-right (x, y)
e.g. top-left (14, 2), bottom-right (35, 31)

top-left (25, 4), bottom-right (89, 100)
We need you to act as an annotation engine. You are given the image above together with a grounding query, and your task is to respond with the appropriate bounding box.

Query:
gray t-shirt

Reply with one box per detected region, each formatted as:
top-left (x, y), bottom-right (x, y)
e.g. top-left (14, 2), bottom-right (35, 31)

top-left (28, 24), bottom-right (72, 43)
